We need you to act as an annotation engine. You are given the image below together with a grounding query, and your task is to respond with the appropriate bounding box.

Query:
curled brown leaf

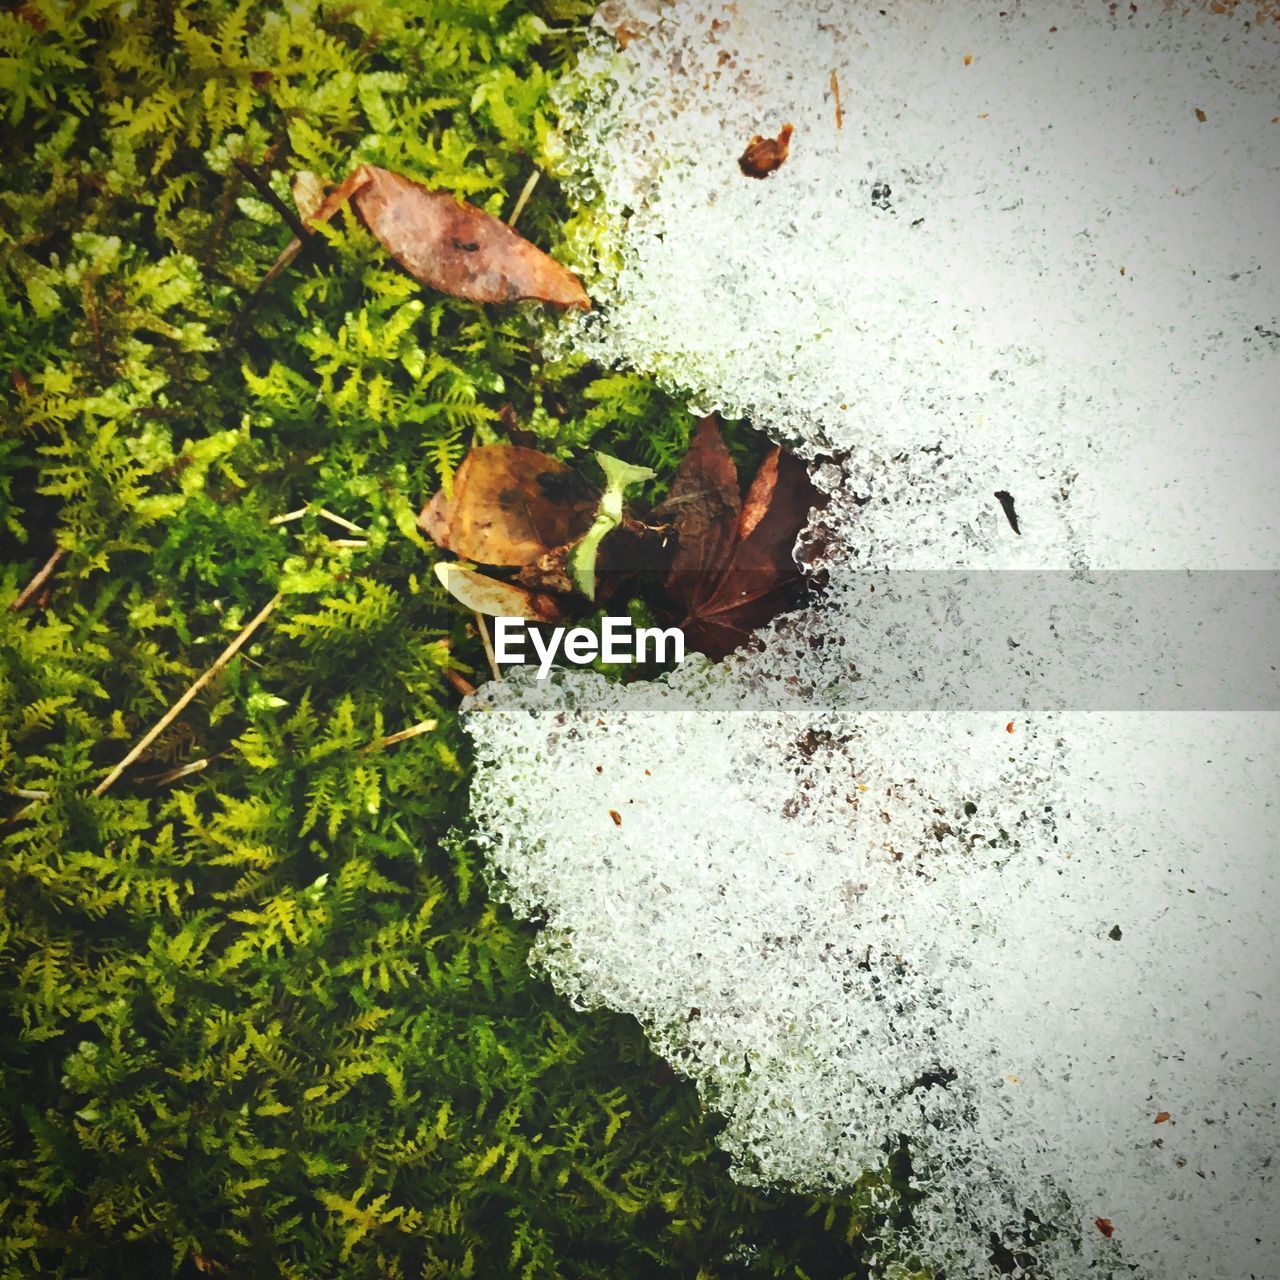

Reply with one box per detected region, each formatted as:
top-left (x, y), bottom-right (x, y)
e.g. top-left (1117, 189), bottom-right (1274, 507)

top-left (263, 165), bottom-right (591, 309)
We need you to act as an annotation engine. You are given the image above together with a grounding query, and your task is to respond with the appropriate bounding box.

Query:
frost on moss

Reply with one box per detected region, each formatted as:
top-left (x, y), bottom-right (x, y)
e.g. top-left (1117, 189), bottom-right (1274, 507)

top-left (470, 2), bottom-right (1280, 1277)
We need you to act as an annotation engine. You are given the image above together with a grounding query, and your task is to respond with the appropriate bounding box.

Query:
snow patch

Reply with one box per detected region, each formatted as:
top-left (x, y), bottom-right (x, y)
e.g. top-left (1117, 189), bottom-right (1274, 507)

top-left (468, 3), bottom-right (1280, 1275)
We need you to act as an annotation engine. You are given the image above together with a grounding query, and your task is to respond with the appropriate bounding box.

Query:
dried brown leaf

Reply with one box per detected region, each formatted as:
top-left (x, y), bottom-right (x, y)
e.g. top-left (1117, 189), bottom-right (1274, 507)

top-left (737, 445), bottom-right (780, 542)
top-left (419, 488), bottom-right (453, 549)
top-left (351, 166), bottom-right (591, 308)
top-left (419, 445), bottom-right (597, 567)
top-left (682, 447), bottom-right (820, 658)
top-left (261, 165), bottom-right (591, 309)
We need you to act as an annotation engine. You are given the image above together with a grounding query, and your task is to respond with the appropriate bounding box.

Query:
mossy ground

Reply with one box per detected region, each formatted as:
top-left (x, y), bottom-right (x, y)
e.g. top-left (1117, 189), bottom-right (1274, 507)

top-left (0, 3), bottom-right (893, 1276)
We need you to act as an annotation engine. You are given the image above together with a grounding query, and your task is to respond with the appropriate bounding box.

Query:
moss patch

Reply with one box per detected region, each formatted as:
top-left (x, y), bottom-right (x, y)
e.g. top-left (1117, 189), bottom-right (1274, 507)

top-left (0, 2), bottom-right (886, 1276)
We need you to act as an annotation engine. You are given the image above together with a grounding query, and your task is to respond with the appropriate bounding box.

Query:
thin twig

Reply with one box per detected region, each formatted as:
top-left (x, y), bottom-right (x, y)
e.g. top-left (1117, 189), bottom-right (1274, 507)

top-left (506, 169), bottom-right (541, 229)
top-left (208, 134), bottom-right (285, 269)
top-left (4, 798), bottom-right (40, 825)
top-left (136, 757), bottom-right (211, 787)
top-left (328, 538), bottom-right (368, 549)
top-left (231, 156), bottom-right (314, 245)
top-left (359, 718), bottom-right (439, 753)
top-left (11, 546), bottom-right (65, 611)
top-left (317, 507), bottom-right (367, 535)
top-left (230, 155), bottom-right (323, 344)
top-left (474, 612), bottom-right (502, 682)
top-left (93, 593), bottom-right (284, 797)
top-left (442, 667), bottom-right (477, 698)
top-left (8, 788), bottom-right (49, 801)
top-left (270, 506), bottom-right (367, 536)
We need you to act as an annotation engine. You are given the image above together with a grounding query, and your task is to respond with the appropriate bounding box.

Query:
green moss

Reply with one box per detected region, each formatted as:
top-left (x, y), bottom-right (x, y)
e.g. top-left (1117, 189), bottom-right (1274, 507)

top-left (0, 2), bottom-right (889, 1276)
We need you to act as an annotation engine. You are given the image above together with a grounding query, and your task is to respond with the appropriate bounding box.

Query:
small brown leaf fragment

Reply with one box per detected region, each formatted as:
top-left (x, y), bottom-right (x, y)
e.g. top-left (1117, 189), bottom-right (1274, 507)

top-left (963, 52), bottom-right (973, 65)
top-left (352, 165), bottom-right (591, 308)
top-left (595, 0), bottom-right (667, 48)
top-left (739, 124), bottom-right (794, 178)
top-left (1155, 1111), bottom-right (1171, 1124)
top-left (1094, 1217), bottom-right (1115, 1239)
top-left (738, 447), bottom-right (781, 543)
top-left (609, 808), bottom-right (622, 827)
top-left (830, 70), bottom-right (844, 130)
top-left (1195, 107), bottom-right (1207, 122)
top-left (14, 4), bottom-right (47, 30)
top-left (514, 544), bottom-right (579, 596)
top-left (994, 489), bottom-right (1020, 533)
top-left (419, 445), bottom-right (597, 567)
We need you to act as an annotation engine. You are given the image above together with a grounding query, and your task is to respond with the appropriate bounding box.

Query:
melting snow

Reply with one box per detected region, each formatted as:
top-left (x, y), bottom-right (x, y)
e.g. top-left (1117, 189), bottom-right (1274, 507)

top-left (468, 3), bottom-right (1280, 1275)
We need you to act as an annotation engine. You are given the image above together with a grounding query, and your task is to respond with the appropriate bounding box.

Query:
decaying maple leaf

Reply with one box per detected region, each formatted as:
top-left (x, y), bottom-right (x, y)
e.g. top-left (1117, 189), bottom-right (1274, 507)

top-left (655, 415), bottom-right (821, 658)
top-left (264, 165), bottom-right (591, 308)
top-left (419, 445), bottom-right (597, 567)
top-left (739, 124), bottom-right (794, 178)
